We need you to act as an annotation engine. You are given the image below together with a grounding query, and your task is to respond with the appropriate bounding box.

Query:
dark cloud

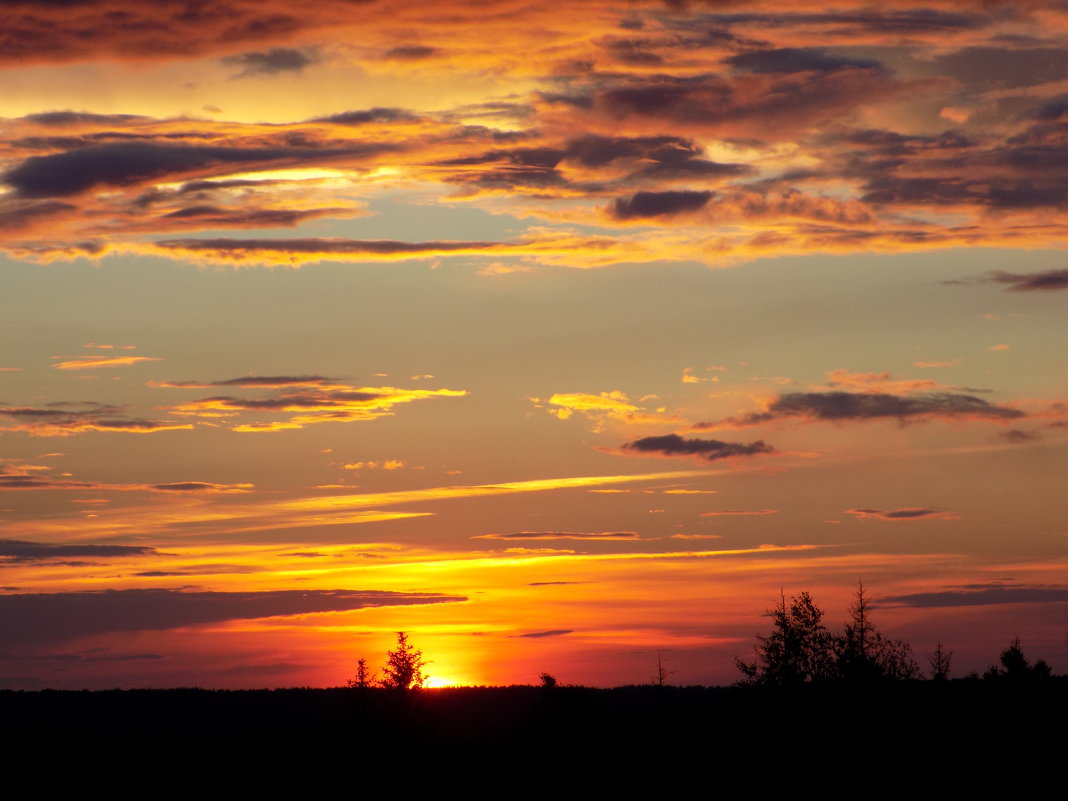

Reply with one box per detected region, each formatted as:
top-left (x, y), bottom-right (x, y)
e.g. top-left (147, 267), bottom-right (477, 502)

top-left (156, 237), bottom-right (503, 256)
top-left (158, 205), bottom-right (333, 228)
top-left (224, 47), bottom-right (318, 77)
top-left (129, 565), bottom-right (258, 577)
top-left (148, 482), bottom-right (250, 492)
top-left (711, 391), bottom-right (1024, 426)
top-left (845, 508), bottom-right (955, 521)
top-left (183, 390), bottom-right (382, 411)
top-left (605, 39), bottom-right (664, 67)
top-left (611, 190), bottom-right (714, 219)
top-left (933, 47), bottom-right (1068, 91)
top-left (998, 429), bottom-right (1041, 443)
top-left (517, 629), bottom-right (573, 638)
top-left (707, 10), bottom-right (985, 36)
top-left (473, 531), bottom-right (639, 541)
top-left (438, 147), bottom-right (568, 192)
top-left (562, 134), bottom-right (691, 168)
top-left (0, 588), bottom-right (465, 647)
top-left (153, 375), bottom-right (338, 388)
top-left (0, 403), bottom-right (190, 435)
top-left (23, 111), bottom-right (150, 127)
top-left (0, 539), bottom-right (159, 564)
top-left (0, 476), bottom-right (95, 490)
top-left (882, 587), bottom-right (1068, 608)
top-left (313, 108), bottom-right (419, 125)
top-left (384, 46), bottom-right (437, 60)
top-left (986, 269), bottom-right (1068, 292)
top-left (622, 434), bottom-right (774, 461)
top-left (528, 581), bottom-right (588, 586)
top-left (1035, 94), bottom-right (1068, 122)
top-left (727, 48), bottom-right (885, 74)
top-left (4, 141), bottom-right (393, 198)
top-left (0, 201), bottom-right (78, 232)
top-left (591, 66), bottom-right (895, 137)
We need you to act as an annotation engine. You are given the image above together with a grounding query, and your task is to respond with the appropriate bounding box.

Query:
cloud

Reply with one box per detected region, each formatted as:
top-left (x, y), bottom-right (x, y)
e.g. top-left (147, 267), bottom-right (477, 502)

top-left (0, 540), bottom-right (160, 564)
top-left (611, 190), bottom-right (714, 220)
top-left (699, 509), bottom-right (778, 517)
top-left (168, 383), bottom-right (466, 432)
top-left (726, 48), bottom-right (885, 75)
top-left (706, 391), bottom-right (1024, 427)
top-left (845, 508), bottom-right (958, 521)
top-left (823, 369), bottom-right (957, 395)
top-left (0, 474), bottom-right (251, 493)
top-left (473, 531), bottom-right (640, 541)
top-left (517, 629), bottom-right (573, 638)
top-left (314, 108), bottom-right (420, 125)
top-left (51, 356), bottom-right (160, 370)
top-left (223, 48), bottom-right (318, 78)
top-left (882, 587), bottom-right (1068, 608)
top-left (998, 429), bottom-right (1041, 443)
top-left (148, 482), bottom-right (253, 493)
top-left (621, 434), bottom-right (774, 462)
top-left (3, 141), bottom-right (392, 199)
top-left (0, 588), bottom-right (466, 647)
top-left (0, 403), bottom-right (191, 437)
top-left (150, 375), bottom-right (339, 389)
top-left (985, 269), bottom-right (1068, 292)
top-left (534, 390), bottom-right (674, 430)
top-left (384, 46), bottom-right (438, 61)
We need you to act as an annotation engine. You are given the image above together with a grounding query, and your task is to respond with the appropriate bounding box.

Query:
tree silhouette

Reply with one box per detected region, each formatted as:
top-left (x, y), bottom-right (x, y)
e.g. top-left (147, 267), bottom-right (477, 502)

top-left (835, 580), bottom-right (919, 682)
top-left (927, 641), bottom-right (952, 681)
top-left (736, 590), bottom-right (835, 686)
top-left (380, 631), bottom-right (428, 690)
top-left (983, 637), bottom-right (1052, 681)
top-left (347, 657), bottom-right (375, 688)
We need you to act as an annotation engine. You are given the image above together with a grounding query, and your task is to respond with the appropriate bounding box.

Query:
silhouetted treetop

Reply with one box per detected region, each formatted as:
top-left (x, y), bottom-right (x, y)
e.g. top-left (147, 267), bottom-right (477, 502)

top-left (983, 637), bottom-right (1051, 682)
top-left (736, 590), bottom-right (835, 686)
top-left (737, 583), bottom-right (918, 687)
top-left (380, 631), bottom-right (428, 690)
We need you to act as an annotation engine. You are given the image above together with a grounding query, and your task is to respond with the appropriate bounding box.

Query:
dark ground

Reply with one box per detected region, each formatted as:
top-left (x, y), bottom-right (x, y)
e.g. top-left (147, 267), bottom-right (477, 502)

top-left (4, 679), bottom-right (1065, 754)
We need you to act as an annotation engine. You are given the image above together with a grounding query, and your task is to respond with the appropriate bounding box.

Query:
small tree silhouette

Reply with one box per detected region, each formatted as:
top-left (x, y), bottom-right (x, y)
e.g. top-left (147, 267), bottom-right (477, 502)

top-left (347, 657), bottom-right (376, 688)
top-left (538, 672), bottom-right (557, 688)
top-left (927, 641), bottom-right (953, 681)
top-left (835, 580), bottom-right (919, 682)
top-left (380, 631), bottom-right (428, 690)
top-left (653, 651), bottom-right (675, 687)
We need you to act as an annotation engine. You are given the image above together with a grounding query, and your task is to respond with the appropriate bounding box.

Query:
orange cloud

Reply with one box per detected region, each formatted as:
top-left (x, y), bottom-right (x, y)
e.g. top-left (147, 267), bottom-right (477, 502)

top-left (52, 356), bottom-right (161, 370)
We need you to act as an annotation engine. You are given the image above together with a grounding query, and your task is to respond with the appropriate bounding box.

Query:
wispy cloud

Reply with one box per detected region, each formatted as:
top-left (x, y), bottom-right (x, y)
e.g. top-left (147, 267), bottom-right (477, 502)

top-left (845, 508), bottom-right (959, 522)
top-left (473, 531), bottom-right (640, 541)
top-left (52, 356), bottom-right (160, 370)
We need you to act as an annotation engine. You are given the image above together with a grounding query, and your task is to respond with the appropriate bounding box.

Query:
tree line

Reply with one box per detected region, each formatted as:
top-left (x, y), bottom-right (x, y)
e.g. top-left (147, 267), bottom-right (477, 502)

top-left (736, 581), bottom-right (1053, 686)
top-left (350, 583), bottom-right (1055, 690)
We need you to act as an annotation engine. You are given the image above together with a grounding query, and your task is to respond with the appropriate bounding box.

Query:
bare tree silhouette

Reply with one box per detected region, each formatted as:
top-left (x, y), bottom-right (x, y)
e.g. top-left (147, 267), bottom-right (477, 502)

top-left (927, 641), bottom-right (953, 681)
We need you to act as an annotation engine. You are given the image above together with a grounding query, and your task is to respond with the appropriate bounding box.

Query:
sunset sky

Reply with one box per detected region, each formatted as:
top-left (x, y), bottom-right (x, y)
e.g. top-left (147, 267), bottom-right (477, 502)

top-left (1, 0), bottom-right (1066, 690)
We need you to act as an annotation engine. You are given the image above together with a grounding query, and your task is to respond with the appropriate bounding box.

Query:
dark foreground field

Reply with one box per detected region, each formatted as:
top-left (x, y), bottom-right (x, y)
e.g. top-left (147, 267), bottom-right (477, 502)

top-left (4, 680), bottom-right (1065, 756)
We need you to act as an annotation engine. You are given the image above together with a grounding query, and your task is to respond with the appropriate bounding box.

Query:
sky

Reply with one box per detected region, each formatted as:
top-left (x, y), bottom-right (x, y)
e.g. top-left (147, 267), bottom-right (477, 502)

top-left (1, 0), bottom-right (1066, 690)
